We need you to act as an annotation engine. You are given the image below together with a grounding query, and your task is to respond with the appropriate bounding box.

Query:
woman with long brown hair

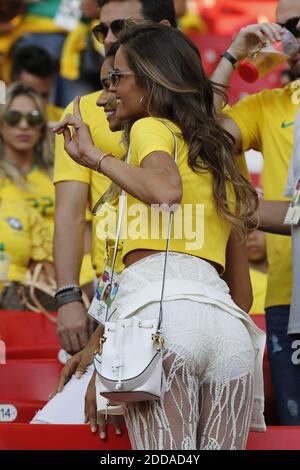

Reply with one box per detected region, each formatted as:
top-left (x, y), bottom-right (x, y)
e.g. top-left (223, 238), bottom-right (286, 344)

top-left (54, 23), bottom-right (266, 450)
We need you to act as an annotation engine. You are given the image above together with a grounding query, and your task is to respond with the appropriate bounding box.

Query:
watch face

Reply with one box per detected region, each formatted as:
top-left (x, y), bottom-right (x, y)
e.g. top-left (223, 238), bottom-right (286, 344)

top-left (0, 1), bottom-right (25, 22)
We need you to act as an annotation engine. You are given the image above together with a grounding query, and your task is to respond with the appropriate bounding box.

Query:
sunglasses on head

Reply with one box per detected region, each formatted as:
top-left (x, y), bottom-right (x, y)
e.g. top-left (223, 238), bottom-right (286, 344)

top-left (3, 110), bottom-right (44, 127)
top-left (92, 19), bottom-right (126, 43)
top-left (279, 17), bottom-right (300, 38)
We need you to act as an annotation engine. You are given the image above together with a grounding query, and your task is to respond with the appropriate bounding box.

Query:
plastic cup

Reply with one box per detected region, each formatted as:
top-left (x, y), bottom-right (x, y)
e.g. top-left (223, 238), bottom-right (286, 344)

top-left (238, 28), bottom-right (299, 83)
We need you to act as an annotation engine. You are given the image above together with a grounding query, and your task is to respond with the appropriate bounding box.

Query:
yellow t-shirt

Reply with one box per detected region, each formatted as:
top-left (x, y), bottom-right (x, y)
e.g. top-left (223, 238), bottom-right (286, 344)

top-left (60, 20), bottom-right (104, 81)
top-left (179, 12), bottom-right (207, 34)
top-left (249, 268), bottom-right (267, 315)
top-left (47, 103), bottom-right (63, 124)
top-left (225, 82), bottom-right (298, 308)
top-left (53, 91), bottom-right (125, 276)
top-left (0, 200), bottom-right (52, 282)
top-left (0, 15), bottom-right (67, 82)
top-left (121, 117), bottom-right (233, 269)
top-left (0, 170), bottom-right (94, 285)
top-left (0, 169), bottom-right (55, 233)
top-left (20, 14), bottom-right (67, 34)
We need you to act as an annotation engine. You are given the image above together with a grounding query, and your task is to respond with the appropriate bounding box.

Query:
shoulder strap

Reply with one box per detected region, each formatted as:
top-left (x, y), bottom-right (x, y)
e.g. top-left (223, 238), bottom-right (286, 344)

top-left (157, 121), bottom-right (178, 332)
top-left (105, 122), bottom-right (178, 328)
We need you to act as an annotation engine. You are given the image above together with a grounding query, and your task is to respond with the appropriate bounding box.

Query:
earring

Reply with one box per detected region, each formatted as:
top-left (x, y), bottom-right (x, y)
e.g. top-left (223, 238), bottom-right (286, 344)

top-left (139, 96), bottom-right (145, 104)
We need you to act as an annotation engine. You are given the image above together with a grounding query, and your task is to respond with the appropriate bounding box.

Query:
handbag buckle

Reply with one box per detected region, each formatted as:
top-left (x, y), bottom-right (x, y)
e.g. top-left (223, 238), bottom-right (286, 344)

top-left (151, 333), bottom-right (165, 352)
top-left (94, 336), bottom-right (107, 355)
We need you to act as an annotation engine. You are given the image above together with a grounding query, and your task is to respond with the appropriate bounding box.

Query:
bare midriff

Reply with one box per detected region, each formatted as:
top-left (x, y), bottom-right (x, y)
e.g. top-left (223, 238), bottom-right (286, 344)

top-left (124, 249), bottom-right (222, 274)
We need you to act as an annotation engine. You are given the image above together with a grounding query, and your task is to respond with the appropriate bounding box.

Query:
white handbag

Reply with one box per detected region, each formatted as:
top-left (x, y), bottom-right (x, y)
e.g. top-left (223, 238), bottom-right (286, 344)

top-left (94, 122), bottom-right (177, 404)
top-left (94, 316), bottom-right (165, 402)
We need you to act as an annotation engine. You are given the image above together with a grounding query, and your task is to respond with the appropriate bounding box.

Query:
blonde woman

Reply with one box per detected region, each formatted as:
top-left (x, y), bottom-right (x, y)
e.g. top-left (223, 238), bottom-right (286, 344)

top-left (0, 82), bottom-right (54, 309)
top-left (0, 82), bottom-right (94, 311)
top-left (0, 82), bottom-right (54, 230)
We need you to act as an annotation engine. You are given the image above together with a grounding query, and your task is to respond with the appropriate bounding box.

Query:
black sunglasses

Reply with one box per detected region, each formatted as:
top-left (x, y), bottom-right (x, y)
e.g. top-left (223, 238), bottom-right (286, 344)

top-left (101, 75), bottom-right (112, 90)
top-left (3, 110), bottom-right (44, 127)
top-left (109, 69), bottom-right (135, 87)
top-left (92, 19), bottom-right (126, 44)
top-left (279, 17), bottom-right (300, 38)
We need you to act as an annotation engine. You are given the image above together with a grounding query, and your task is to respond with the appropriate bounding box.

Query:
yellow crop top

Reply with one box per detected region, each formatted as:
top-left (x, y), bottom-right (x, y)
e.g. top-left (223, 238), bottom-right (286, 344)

top-left (121, 118), bottom-right (234, 270)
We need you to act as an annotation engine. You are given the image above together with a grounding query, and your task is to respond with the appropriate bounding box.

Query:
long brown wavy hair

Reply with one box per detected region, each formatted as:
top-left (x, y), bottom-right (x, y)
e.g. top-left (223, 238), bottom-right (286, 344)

top-left (101, 23), bottom-right (257, 235)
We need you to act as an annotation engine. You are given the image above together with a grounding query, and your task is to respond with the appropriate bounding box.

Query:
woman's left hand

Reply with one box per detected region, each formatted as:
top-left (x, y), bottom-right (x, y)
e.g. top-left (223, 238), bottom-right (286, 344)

top-left (53, 96), bottom-right (99, 170)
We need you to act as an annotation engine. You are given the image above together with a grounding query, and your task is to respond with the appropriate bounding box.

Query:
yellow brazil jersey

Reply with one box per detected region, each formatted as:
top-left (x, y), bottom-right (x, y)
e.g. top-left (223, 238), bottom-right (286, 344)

top-left (47, 103), bottom-right (63, 125)
top-left (121, 117), bottom-right (233, 270)
top-left (0, 14), bottom-right (66, 82)
top-left (53, 91), bottom-right (125, 276)
top-left (249, 268), bottom-right (267, 315)
top-left (60, 20), bottom-right (104, 81)
top-left (20, 14), bottom-right (67, 34)
top-left (225, 82), bottom-right (299, 308)
top-left (0, 170), bottom-right (93, 286)
top-left (0, 169), bottom-right (55, 234)
top-left (0, 200), bottom-right (52, 282)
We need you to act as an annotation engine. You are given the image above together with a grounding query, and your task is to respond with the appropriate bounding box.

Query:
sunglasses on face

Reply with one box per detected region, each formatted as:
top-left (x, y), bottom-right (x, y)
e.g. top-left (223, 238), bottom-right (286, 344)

top-left (279, 17), bottom-right (300, 38)
top-left (92, 19), bottom-right (126, 43)
top-left (109, 69), bottom-right (135, 87)
top-left (3, 110), bottom-right (44, 127)
top-left (101, 75), bottom-right (112, 90)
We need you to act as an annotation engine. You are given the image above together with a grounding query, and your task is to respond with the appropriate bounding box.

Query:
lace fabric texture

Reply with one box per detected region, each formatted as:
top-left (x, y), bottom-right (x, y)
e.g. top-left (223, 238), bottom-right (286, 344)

top-left (108, 253), bottom-right (266, 450)
top-left (124, 300), bottom-right (255, 450)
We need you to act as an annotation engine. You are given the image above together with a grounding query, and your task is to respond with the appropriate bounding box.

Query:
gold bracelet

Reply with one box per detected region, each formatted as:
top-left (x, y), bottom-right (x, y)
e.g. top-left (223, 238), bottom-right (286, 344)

top-left (95, 152), bottom-right (112, 173)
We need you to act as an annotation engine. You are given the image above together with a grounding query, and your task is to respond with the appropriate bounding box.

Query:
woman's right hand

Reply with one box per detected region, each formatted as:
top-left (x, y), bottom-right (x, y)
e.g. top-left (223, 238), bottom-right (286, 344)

top-left (85, 371), bottom-right (123, 440)
top-left (48, 345), bottom-right (94, 400)
top-left (53, 96), bottom-right (100, 170)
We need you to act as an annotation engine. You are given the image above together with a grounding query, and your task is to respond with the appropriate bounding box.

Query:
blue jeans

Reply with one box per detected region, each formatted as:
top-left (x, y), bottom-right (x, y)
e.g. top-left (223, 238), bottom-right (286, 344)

top-left (266, 305), bottom-right (300, 424)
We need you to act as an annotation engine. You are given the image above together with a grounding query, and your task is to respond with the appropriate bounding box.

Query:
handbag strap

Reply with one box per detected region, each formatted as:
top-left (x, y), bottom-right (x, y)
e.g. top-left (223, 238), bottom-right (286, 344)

top-left (157, 121), bottom-right (178, 333)
top-left (104, 145), bottom-right (130, 323)
top-left (105, 121), bottom-right (178, 328)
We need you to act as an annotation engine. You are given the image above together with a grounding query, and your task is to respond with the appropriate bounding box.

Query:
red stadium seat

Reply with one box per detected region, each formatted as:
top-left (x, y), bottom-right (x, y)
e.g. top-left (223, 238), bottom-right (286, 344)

top-left (1, 423), bottom-right (300, 450)
top-left (246, 427), bottom-right (300, 450)
top-left (188, 33), bottom-right (232, 76)
top-left (251, 314), bottom-right (266, 331)
top-left (0, 310), bottom-right (60, 360)
top-left (198, 0), bottom-right (277, 36)
top-left (0, 359), bottom-right (62, 423)
top-left (0, 423), bottom-right (131, 450)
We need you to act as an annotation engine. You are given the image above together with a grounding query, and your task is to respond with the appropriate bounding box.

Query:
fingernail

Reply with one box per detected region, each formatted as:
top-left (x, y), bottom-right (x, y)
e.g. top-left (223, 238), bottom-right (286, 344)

top-left (91, 425), bottom-right (97, 433)
top-left (75, 371), bottom-right (82, 379)
top-left (100, 432), bottom-right (106, 440)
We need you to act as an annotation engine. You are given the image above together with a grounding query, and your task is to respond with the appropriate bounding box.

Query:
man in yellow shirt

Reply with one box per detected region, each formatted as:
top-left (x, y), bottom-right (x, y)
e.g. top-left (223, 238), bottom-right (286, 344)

top-left (212, 0), bottom-right (300, 424)
top-left (247, 230), bottom-right (268, 315)
top-left (53, 0), bottom-right (177, 354)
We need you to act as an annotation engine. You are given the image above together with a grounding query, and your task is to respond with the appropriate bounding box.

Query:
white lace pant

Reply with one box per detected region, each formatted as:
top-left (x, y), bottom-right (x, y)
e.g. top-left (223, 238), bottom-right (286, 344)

top-left (123, 300), bottom-right (255, 450)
